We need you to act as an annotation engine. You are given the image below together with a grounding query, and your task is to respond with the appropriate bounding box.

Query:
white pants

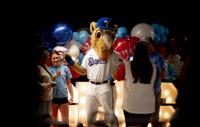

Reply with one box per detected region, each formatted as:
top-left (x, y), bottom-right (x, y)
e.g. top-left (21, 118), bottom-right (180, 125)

top-left (86, 83), bottom-right (119, 126)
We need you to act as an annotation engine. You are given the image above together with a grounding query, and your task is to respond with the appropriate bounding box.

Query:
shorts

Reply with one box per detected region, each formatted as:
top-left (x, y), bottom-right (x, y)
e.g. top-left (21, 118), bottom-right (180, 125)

top-left (123, 110), bottom-right (152, 125)
top-left (52, 97), bottom-right (68, 104)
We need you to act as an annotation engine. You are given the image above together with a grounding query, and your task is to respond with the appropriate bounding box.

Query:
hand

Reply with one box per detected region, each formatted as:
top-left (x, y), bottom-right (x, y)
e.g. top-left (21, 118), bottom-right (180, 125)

top-left (108, 75), bottom-right (115, 86)
top-left (50, 81), bottom-right (56, 87)
top-left (109, 80), bottom-right (115, 86)
top-left (52, 71), bottom-right (60, 80)
top-left (69, 96), bottom-right (73, 104)
top-left (56, 70), bottom-right (61, 75)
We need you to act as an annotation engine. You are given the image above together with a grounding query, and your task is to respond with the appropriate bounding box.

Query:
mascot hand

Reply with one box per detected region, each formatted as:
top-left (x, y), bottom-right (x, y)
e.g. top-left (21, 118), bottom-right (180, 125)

top-left (108, 75), bottom-right (115, 86)
top-left (65, 54), bottom-right (75, 66)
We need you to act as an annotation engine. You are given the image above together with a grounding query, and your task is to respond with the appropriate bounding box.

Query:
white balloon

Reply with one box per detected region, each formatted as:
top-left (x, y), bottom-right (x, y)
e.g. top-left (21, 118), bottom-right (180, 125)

top-left (68, 44), bottom-right (80, 58)
top-left (131, 23), bottom-right (155, 40)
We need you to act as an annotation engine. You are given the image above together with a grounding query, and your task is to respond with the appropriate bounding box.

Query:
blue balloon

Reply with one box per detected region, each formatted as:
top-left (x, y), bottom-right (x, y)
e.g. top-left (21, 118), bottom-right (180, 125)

top-left (166, 64), bottom-right (176, 81)
top-left (78, 30), bottom-right (90, 45)
top-left (152, 24), bottom-right (165, 35)
top-left (151, 24), bottom-right (160, 34)
top-left (154, 34), bottom-right (160, 44)
top-left (40, 41), bottom-right (55, 52)
top-left (78, 52), bottom-right (85, 64)
top-left (158, 25), bottom-right (165, 35)
top-left (73, 32), bottom-right (79, 42)
top-left (115, 27), bottom-right (128, 39)
top-left (73, 30), bottom-right (90, 45)
top-left (160, 35), bottom-right (167, 44)
top-left (152, 23), bottom-right (169, 44)
top-left (151, 23), bottom-right (158, 28)
top-left (52, 24), bottom-right (73, 46)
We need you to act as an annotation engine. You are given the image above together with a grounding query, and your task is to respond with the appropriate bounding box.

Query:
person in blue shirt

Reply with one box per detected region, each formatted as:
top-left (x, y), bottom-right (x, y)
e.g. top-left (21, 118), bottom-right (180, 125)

top-left (49, 50), bottom-right (74, 124)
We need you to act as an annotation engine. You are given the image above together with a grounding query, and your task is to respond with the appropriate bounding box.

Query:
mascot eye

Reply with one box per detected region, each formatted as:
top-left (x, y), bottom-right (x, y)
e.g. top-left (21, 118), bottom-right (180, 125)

top-left (96, 31), bottom-right (101, 38)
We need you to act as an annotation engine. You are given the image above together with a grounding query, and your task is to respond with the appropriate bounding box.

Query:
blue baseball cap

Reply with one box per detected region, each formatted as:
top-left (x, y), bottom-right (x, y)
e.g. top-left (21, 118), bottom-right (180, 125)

top-left (97, 17), bottom-right (113, 30)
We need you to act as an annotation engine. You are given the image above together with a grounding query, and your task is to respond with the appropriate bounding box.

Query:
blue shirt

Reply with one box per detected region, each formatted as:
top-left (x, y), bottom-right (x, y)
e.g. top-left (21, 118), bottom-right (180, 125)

top-left (49, 65), bottom-right (72, 98)
top-left (150, 51), bottom-right (164, 92)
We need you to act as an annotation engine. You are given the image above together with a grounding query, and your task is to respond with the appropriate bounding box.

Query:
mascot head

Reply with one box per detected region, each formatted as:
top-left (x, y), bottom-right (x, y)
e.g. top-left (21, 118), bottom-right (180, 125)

top-left (90, 17), bottom-right (117, 60)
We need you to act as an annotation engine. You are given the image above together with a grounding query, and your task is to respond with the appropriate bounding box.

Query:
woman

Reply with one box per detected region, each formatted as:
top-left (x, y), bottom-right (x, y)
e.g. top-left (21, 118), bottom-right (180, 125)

top-left (49, 50), bottom-right (74, 124)
top-left (122, 42), bottom-right (157, 127)
top-left (36, 48), bottom-right (54, 124)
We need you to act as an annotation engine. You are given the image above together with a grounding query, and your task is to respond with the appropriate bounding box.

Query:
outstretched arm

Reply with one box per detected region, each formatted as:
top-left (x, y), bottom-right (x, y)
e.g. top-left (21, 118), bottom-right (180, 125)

top-left (65, 54), bottom-right (87, 76)
top-left (71, 63), bottom-right (87, 76)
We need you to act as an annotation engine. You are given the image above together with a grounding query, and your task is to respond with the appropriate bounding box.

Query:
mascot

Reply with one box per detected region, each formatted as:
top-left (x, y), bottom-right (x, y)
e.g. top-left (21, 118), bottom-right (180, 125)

top-left (65, 17), bottom-right (120, 127)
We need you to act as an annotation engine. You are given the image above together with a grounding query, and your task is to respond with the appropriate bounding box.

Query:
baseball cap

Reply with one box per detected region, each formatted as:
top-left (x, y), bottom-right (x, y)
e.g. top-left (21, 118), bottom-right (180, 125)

top-left (96, 17), bottom-right (113, 30)
top-left (53, 46), bottom-right (68, 52)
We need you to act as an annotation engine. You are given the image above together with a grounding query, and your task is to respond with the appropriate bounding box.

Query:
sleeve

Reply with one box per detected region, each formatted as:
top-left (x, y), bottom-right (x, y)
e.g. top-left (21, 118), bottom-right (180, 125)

top-left (49, 66), bottom-right (54, 75)
top-left (37, 66), bottom-right (51, 87)
top-left (151, 64), bottom-right (157, 84)
top-left (64, 66), bottom-right (72, 79)
top-left (157, 54), bottom-right (165, 72)
top-left (49, 67), bottom-right (56, 80)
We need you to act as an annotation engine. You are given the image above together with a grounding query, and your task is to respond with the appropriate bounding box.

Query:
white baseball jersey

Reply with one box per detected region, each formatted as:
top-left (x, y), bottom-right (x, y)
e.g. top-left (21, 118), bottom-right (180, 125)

top-left (81, 48), bottom-right (121, 82)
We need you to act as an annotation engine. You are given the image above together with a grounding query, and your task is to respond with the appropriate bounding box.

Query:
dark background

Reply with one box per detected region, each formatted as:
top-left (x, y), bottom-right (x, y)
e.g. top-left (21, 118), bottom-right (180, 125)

top-left (30, 15), bottom-right (192, 38)
top-left (29, 14), bottom-right (194, 60)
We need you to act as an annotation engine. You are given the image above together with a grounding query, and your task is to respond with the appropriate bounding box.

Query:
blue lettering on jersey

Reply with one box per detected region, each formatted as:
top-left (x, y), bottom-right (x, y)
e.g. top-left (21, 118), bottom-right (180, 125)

top-left (88, 57), bottom-right (107, 66)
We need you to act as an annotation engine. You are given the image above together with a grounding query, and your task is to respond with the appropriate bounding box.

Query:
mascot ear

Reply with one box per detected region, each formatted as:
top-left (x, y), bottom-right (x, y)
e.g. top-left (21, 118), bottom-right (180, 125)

top-left (90, 22), bottom-right (97, 33)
